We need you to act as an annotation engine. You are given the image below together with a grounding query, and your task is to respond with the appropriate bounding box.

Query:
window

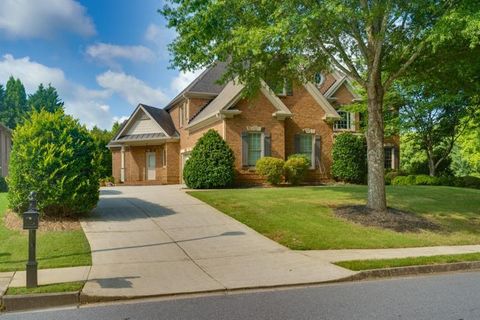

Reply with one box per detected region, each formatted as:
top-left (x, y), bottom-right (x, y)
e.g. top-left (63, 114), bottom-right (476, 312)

top-left (247, 132), bottom-right (263, 166)
top-left (314, 73), bottom-right (325, 86)
top-left (268, 79), bottom-right (293, 96)
top-left (384, 147), bottom-right (394, 169)
top-left (334, 111), bottom-right (354, 130)
top-left (298, 134), bottom-right (314, 167)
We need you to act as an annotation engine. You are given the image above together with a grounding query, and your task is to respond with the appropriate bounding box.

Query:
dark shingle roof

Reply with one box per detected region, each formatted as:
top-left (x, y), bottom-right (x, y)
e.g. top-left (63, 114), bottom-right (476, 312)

top-left (141, 104), bottom-right (178, 137)
top-left (165, 62), bottom-right (228, 110)
top-left (116, 133), bottom-right (167, 142)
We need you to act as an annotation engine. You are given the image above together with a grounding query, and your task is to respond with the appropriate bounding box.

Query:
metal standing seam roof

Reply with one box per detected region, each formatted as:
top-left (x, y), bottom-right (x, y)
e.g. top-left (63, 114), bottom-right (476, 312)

top-left (115, 132), bottom-right (167, 142)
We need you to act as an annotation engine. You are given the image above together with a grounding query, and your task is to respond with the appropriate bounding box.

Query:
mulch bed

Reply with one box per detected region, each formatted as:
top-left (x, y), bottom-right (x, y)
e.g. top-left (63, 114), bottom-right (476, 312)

top-left (3, 210), bottom-right (81, 232)
top-left (334, 205), bottom-right (440, 232)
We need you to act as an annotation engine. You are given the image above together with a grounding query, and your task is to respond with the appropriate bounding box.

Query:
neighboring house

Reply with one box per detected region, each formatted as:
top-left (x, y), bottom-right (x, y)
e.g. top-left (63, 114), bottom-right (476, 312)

top-left (108, 62), bottom-right (399, 185)
top-left (0, 123), bottom-right (12, 177)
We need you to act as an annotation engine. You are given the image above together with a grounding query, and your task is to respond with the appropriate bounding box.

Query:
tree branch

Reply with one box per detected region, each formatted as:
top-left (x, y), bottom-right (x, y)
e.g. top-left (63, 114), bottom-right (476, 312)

top-left (383, 41), bottom-right (426, 89)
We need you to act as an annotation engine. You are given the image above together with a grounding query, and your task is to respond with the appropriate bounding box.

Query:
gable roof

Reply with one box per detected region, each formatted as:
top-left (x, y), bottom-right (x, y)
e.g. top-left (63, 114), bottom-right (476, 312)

top-left (187, 78), bottom-right (293, 130)
top-left (109, 104), bottom-right (179, 146)
top-left (165, 62), bottom-right (229, 110)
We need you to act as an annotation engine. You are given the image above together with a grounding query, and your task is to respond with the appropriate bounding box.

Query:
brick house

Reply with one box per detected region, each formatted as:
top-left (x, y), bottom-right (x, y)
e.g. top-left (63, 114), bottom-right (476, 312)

top-left (108, 62), bottom-right (399, 185)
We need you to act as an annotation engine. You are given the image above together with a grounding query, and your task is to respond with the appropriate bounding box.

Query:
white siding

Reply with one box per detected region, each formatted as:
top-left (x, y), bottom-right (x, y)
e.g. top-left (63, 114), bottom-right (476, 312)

top-left (126, 110), bottom-right (164, 135)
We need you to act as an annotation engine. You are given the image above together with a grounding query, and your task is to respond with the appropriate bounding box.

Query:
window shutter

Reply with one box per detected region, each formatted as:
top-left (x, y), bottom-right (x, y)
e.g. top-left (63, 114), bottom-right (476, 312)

top-left (315, 135), bottom-right (321, 168)
top-left (294, 134), bottom-right (300, 154)
top-left (264, 132), bottom-right (271, 157)
top-left (394, 147), bottom-right (400, 170)
top-left (242, 131), bottom-right (249, 167)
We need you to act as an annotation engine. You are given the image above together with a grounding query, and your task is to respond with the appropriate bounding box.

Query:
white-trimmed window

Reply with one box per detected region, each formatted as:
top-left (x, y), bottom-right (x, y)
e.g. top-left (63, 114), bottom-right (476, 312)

top-left (334, 111), bottom-right (355, 130)
top-left (384, 147), bottom-right (395, 169)
top-left (298, 134), bottom-right (315, 168)
top-left (314, 73), bottom-right (325, 87)
top-left (247, 132), bottom-right (263, 166)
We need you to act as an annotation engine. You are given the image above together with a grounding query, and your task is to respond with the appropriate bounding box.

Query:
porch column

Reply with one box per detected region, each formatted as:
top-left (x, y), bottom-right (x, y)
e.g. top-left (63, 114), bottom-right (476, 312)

top-left (120, 145), bottom-right (125, 182)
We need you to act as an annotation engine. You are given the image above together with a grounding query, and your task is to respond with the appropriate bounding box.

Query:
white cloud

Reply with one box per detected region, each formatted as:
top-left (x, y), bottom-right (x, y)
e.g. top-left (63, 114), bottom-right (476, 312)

top-left (144, 23), bottom-right (177, 60)
top-left (113, 115), bottom-right (129, 124)
top-left (97, 70), bottom-right (169, 106)
top-left (0, 0), bottom-right (95, 39)
top-left (86, 43), bottom-right (155, 68)
top-left (0, 54), bottom-right (115, 129)
top-left (170, 69), bottom-right (204, 94)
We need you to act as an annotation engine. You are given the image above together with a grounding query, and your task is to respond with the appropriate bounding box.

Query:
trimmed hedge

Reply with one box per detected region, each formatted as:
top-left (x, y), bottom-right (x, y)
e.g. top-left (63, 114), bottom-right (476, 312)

top-left (391, 174), bottom-right (480, 189)
top-left (8, 110), bottom-right (99, 217)
top-left (183, 129), bottom-right (235, 189)
top-left (256, 157), bottom-right (285, 185)
top-left (284, 154), bottom-right (310, 185)
top-left (332, 133), bottom-right (367, 183)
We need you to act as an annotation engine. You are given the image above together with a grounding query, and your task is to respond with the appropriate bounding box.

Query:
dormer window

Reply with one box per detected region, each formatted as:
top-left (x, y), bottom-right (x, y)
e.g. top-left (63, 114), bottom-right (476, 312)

top-left (314, 73), bottom-right (325, 87)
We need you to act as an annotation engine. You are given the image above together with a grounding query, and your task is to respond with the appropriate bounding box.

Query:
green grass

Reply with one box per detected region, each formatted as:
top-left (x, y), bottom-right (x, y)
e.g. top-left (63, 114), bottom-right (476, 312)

top-left (335, 253), bottom-right (480, 271)
top-left (189, 185), bottom-right (480, 250)
top-left (0, 193), bottom-right (92, 272)
top-left (6, 281), bottom-right (85, 295)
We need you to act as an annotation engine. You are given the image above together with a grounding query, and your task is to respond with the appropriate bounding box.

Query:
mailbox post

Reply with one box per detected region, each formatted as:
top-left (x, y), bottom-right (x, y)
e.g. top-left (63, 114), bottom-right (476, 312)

top-left (23, 191), bottom-right (39, 288)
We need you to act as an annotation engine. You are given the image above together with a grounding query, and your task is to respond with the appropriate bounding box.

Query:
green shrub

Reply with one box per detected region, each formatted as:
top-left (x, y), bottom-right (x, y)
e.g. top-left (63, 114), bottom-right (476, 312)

top-left (385, 170), bottom-right (401, 185)
top-left (256, 157), bottom-right (285, 185)
top-left (392, 175), bottom-right (417, 186)
top-left (183, 129), bottom-right (235, 189)
top-left (284, 154), bottom-right (310, 185)
top-left (332, 133), bottom-right (367, 183)
top-left (8, 110), bottom-right (100, 217)
top-left (414, 174), bottom-right (440, 186)
top-left (462, 176), bottom-right (480, 189)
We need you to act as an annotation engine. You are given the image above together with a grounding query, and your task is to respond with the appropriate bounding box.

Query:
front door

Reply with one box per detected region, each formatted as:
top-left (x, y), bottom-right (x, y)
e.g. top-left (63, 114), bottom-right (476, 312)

top-left (146, 152), bottom-right (156, 180)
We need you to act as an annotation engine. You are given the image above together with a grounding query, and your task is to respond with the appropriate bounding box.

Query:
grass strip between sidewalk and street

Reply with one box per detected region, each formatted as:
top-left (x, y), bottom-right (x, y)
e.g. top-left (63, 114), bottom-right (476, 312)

top-left (335, 252), bottom-right (480, 271)
top-left (6, 281), bottom-right (85, 295)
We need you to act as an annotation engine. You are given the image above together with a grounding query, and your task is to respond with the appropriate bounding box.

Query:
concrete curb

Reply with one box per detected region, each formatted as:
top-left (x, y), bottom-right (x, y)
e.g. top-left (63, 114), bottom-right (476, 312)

top-left (333, 261), bottom-right (480, 282)
top-left (1, 291), bottom-right (79, 312)
top-left (79, 261), bottom-right (480, 305)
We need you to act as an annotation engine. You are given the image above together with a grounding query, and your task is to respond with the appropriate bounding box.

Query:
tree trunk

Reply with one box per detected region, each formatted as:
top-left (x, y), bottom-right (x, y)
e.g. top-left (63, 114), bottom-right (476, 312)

top-left (366, 80), bottom-right (387, 212)
top-left (428, 157), bottom-right (436, 177)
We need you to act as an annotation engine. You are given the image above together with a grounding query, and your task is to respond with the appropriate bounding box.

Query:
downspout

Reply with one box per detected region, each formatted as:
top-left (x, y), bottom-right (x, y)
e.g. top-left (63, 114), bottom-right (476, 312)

top-left (120, 146), bottom-right (125, 183)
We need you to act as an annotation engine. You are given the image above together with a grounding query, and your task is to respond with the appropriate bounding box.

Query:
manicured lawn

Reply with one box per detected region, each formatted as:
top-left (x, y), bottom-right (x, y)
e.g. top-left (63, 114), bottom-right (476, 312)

top-left (335, 253), bottom-right (480, 271)
top-left (189, 185), bottom-right (480, 250)
top-left (6, 281), bottom-right (85, 295)
top-left (0, 193), bottom-right (92, 272)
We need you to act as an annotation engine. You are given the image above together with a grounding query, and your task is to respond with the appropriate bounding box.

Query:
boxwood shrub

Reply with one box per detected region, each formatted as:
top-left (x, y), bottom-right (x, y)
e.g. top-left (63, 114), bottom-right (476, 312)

top-left (256, 157), bottom-right (285, 185)
top-left (183, 129), bottom-right (235, 189)
top-left (332, 133), bottom-right (367, 183)
top-left (8, 110), bottom-right (100, 217)
top-left (284, 154), bottom-right (310, 185)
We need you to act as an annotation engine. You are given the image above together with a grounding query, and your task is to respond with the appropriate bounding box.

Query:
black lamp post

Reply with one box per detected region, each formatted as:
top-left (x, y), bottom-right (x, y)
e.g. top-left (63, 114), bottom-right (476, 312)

top-left (23, 191), bottom-right (39, 288)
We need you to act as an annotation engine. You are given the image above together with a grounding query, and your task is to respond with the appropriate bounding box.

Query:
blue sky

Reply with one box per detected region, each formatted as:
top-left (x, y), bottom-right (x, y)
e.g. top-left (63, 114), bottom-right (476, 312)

top-left (0, 0), bottom-right (201, 129)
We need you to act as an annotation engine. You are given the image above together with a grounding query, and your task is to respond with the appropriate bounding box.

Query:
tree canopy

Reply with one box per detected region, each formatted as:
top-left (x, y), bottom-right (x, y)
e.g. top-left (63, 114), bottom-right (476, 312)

top-left (1, 76), bottom-right (27, 129)
top-left (28, 83), bottom-right (64, 113)
top-left (161, 0), bottom-right (480, 211)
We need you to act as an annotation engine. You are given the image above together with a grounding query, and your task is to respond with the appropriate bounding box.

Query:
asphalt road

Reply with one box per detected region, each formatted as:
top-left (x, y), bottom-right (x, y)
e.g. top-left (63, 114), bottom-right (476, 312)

top-left (3, 271), bottom-right (480, 320)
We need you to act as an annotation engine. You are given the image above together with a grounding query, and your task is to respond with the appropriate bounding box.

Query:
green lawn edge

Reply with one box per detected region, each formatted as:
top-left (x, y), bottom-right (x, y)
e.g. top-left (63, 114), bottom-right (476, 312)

top-left (6, 281), bottom-right (85, 295)
top-left (335, 253), bottom-right (480, 271)
top-left (0, 192), bottom-right (92, 272)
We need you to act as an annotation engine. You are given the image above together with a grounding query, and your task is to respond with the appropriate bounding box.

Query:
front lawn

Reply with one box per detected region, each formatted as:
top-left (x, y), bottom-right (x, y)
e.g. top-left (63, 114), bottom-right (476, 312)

top-left (189, 185), bottom-right (480, 250)
top-left (0, 193), bottom-right (92, 272)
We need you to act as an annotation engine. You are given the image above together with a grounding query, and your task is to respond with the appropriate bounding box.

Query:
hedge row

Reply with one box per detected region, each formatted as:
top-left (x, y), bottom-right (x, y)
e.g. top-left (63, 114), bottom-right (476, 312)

top-left (256, 155), bottom-right (310, 185)
top-left (388, 173), bottom-right (480, 189)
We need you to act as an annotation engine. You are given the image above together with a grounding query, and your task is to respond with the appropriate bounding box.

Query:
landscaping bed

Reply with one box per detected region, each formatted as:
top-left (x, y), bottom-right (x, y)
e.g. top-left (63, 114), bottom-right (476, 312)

top-left (189, 185), bottom-right (480, 250)
top-left (0, 193), bottom-right (92, 272)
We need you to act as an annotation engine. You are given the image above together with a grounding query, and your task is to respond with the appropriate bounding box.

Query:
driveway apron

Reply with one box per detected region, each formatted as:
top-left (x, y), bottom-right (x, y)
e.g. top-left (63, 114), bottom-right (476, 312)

top-left (81, 185), bottom-right (354, 300)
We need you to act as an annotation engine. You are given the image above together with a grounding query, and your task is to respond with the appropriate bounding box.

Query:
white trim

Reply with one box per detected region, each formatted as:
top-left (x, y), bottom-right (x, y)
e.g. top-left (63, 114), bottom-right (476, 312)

top-left (324, 74), bottom-right (362, 101)
top-left (259, 80), bottom-right (293, 116)
top-left (115, 104), bottom-right (169, 139)
top-left (120, 146), bottom-right (125, 183)
top-left (303, 82), bottom-right (341, 119)
top-left (334, 111), bottom-right (356, 131)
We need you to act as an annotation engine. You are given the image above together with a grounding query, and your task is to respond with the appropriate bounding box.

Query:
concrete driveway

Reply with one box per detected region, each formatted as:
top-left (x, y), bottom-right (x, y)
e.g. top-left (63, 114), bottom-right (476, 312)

top-left (81, 185), bottom-right (354, 301)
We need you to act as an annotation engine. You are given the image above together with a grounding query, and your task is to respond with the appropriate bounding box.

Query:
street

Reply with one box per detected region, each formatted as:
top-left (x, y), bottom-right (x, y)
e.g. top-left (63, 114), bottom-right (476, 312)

top-left (3, 271), bottom-right (480, 320)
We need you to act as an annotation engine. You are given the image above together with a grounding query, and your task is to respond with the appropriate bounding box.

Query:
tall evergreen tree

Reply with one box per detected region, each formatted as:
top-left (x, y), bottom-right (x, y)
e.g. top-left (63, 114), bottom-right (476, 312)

top-left (28, 83), bottom-right (64, 113)
top-left (1, 76), bottom-right (27, 129)
top-left (0, 85), bottom-right (5, 117)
